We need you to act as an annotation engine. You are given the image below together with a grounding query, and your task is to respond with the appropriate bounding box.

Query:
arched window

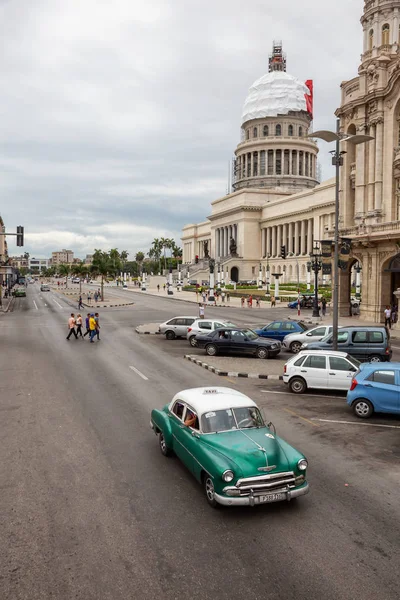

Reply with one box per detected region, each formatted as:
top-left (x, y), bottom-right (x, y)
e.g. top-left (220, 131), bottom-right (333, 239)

top-left (369, 28), bottom-right (374, 50)
top-left (253, 127), bottom-right (258, 138)
top-left (288, 124), bottom-right (294, 136)
top-left (298, 126), bottom-right (303, 137)
top-left (246, 129), bottom-right (250, 140)
top-left (382, 23), bottom-right (390, 45)
top-left (275, 124), bottom-right (282, 136)
top-left (263, 125), bottom-right (269, 137)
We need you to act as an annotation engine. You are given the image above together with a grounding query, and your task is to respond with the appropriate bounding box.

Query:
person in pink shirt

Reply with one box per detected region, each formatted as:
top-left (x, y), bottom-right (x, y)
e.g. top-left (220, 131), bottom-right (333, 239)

top-left (66, 313), bottom-right (78, 340)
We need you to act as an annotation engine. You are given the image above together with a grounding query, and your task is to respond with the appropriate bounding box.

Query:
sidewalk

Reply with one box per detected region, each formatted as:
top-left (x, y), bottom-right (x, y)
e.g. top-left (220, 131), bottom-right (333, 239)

top-left (52, 287), bottom-right (135, 309)
top-left (0, 295), bottom-right (15, 313)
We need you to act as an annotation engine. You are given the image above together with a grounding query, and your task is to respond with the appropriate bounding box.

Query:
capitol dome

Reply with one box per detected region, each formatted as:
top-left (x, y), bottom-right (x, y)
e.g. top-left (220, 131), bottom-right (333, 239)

top-left (241, 70), bottom-right (310, 126)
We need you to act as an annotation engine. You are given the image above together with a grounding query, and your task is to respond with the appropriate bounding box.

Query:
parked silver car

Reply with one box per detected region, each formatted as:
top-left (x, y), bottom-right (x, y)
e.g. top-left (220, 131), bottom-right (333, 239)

top-left (159, 316), bottom-right (197, 340)
top-left (186, 319), bottom-right (237, 347)
top-left (282, 324), bottom-right (333, 354)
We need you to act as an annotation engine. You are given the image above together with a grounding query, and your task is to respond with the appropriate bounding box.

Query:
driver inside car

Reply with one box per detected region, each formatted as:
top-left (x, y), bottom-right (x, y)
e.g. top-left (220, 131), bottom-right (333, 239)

top-left (184, 409), bottom-right (198, 429)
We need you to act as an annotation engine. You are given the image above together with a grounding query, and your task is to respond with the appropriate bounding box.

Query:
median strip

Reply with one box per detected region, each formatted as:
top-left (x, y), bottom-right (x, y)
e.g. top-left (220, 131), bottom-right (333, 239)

top-left (184, 355), bottom-right (283, 380)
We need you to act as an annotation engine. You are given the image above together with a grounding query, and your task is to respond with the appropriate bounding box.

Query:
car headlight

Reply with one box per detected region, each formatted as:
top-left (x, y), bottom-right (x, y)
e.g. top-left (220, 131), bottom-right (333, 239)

top-left (222, 470), bottom-right (235, 482)
top-left (297, 458), bottom-right (308, 471)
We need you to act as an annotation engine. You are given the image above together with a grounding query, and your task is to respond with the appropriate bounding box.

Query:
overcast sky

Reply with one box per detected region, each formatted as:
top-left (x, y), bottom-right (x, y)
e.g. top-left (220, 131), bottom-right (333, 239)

top-left (1, 0), bottom-right (363, 259)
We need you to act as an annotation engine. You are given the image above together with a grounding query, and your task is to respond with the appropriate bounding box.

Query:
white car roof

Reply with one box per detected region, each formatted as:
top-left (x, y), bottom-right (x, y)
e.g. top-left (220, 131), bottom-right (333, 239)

top-left (294, 350), bottom-right (350, 358)
top-left (165, 316), bottom-right (197, 321)
top-left (169, 387), bottom-right (257, 415)
top-left (192, 318), bottom-right (232, 325)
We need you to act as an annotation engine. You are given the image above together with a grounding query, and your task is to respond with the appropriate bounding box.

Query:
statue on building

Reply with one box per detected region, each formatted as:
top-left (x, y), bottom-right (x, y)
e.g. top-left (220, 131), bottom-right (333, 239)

top-left (209, 258), bottom-right (215, 274)
top-left (229, 237), bottom-right (237, 256)
top-left (203, 240), bottom-right (209, 258)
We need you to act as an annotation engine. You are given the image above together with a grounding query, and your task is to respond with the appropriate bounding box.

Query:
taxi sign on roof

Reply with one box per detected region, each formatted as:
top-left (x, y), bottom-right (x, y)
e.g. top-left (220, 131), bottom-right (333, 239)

top-left (203, 389), bottom-right (219, 394)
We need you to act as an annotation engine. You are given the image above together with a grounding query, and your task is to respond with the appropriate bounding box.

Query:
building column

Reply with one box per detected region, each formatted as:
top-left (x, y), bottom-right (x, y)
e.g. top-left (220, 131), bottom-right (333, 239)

top-left (225, 226), bottom-right (229, 255)
top-left (300, 220), bottom-right (306, 254)
top-left (287, 222), bottom-right (293, 254)
top-left (294, 221), bottom-right (300, 255)
top-left (271, 226), bottom-right (277, 257)
top-left (272, 150), bottom-right (276, 175)
top-left (261, 228), bottom-right (266, 257)
top-left (216, 229), bottom-right (219, 258)
top-left (250, 153), bottom-right (254, 178)
top-left (355, 141), bottom-right (366, 217)
top-left (367, 125), bottom-right (376, 213)
top-left (307, 218), bottom-right (313, 253)
top-left (375, 118), bottom-right (383, 212)
top-left (277, 225), bottom-right (282, 256)
top-left (282, 223), bottom-right (287, 252)
top-left (266, 227), bottom-right (271, 257)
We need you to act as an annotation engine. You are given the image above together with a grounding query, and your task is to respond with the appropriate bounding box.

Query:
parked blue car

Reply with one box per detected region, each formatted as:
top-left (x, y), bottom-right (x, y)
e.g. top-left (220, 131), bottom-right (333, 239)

top-left (347, 362), bottom-right (400, 418)
top-left (253, 320), bottom-right (308, 342)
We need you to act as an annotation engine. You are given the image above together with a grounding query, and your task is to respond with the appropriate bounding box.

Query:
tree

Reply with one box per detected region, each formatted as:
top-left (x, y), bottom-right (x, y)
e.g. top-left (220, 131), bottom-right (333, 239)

top-left (160, 237), bottom-right (174, 270)
top-left (120, 250), bottom-right (129, 274)
top-left (58, 263), bottom-right (70, 286)
top-left (71, 263), bottom-right (89, 295)
top-left (148, 238), bottom-right (162, 272)
top-left (91, 250), bottom-right (112, 301)
top-left (135, 251), bottom-right (145, 274)
top-left (171, 241), bottom-right (182, 260)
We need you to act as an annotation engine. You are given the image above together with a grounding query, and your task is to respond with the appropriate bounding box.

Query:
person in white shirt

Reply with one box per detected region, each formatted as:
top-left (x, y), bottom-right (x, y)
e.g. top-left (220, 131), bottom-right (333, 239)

top-left (199, 303), bottom-right (205, 319)
top-left (384, 306), bottom-right (392, 329)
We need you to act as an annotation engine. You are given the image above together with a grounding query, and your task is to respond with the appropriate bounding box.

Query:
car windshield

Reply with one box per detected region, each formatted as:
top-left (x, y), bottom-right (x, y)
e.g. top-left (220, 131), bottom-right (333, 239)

top-left (223, 322), bottom-right (236, 328)
top-left (298, 322), bottom-right (308, 331)
top-left (201, 406), bottom-right (265, 433)
top-left (242, 329), bottom-right (258, 340)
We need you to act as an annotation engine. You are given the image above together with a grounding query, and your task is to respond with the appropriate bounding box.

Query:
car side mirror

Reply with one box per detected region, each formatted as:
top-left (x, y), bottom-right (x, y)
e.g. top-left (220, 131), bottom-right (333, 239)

top-left (306, 332), bottom-right (312, 337)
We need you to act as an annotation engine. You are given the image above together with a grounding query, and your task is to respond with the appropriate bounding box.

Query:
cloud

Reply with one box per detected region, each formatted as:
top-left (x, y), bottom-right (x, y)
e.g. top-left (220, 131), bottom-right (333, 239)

top-left (0, 0), bottom-right (363, 257)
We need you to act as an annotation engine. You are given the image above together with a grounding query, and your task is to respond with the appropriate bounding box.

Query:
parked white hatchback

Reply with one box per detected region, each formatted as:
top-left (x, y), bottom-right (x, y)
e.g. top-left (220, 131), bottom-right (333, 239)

top-left (282, 325), bottom-right (333, 354)
top-left (283, 350), bottom-right (360, 394)
top-left (187, 319), bottom-right (237, 347)
top-left (159, 316), bottom-right (197, 340)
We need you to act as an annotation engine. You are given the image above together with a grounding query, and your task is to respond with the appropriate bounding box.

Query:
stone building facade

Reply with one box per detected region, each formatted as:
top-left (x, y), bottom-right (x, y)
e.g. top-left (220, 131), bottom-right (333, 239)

top-left (183, 3), bottom-right (400, 321)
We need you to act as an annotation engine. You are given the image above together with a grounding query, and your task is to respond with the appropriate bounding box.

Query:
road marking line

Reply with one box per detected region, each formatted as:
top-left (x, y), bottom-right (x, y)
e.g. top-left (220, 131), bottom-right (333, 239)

top-left (129, 365), bottom-right (148, 381)
top-left (260, 390), bottom-right (344, 400)
top-left (391, 345), bottom-right (400, 350)
top-left (226, 378), bottom-right (237, 385)
top-left (283, 407), bottom-right (320, 427)
top-left (312, 418), bottom-right (400, 429)
top-left (53, 299), bottom-right (63, 309)
top-left (33, 300), bottom-right (38, 310)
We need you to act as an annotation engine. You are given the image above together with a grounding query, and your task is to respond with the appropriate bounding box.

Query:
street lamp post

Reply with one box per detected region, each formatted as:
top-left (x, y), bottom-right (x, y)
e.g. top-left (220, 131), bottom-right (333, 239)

top-left (306, 261), bottom-right (311, 292)
top-left (310, 121), bottom-right (373, 349)
top-left (288, 252), bottom-right (300, 316)
top-left (258, 263), bottom-right (263, 289)
top-left (265, 254), bottom-right (270, 295)
top-left (355, 263), bottom-right (362, 299)
top-left (309, 243), bottom-right (322, 318)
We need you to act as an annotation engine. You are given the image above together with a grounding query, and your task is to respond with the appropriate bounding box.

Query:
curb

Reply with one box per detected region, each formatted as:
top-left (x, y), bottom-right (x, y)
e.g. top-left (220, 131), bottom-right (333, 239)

top-left (184, 355), bottom-right (283, 380)
top-left (135, 327), bottom-right (160, 335)
top-left (0, 296), bottom-right (15, 313)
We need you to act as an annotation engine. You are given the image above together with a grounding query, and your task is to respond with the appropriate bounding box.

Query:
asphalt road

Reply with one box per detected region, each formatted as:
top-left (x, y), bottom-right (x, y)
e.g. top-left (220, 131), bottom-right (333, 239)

top-left (1, 283), bottom-right (400, 600)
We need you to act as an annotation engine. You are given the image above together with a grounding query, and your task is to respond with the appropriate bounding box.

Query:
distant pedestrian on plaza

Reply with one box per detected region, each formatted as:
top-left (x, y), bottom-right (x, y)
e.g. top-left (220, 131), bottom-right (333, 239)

top-left (94, 291), bottom-right (98, 303)
top-left (66, 313), bottom-right (78, 340)
top-left (84, 313), bottom-right (91, 337)
top-left (76, 314), bottom-right (83, 338)
top-left (391, 303), bottom-right (397, 324)
top-left (321, 297), bottom-right (327, 317)
top-left (241, 296), bottom-right (245, 308)
top-left (384, 305), bottom-right (392, 329)
top-left (199, 303), bottom-right (205, 319)
top-left (87, 292), bottom-right (91, 304)
top-left (97, 288), bottom-right (101, 300)
top-left (271, 295), bottom-right (276, 307)
top-left (248, 295), bottom-right (253, 308)
top-left (202, 291), bottom-right (207, 303)
top-left (256, 297), bottom-right (260, 308)
top-left (226, 292), bottom-right (230, 303)
top-left (221, 290), bottom-right (226, 304)
top-left (78, 295), bottom-right (83, 309)
top-left (163, 284), bottom-right (166, 292)
top-left (89, 313), bottom-right (97, 343)
top-left (157, 284), bottom-right (160, 292)
top-left (94, 312), bottom-right (101, 340)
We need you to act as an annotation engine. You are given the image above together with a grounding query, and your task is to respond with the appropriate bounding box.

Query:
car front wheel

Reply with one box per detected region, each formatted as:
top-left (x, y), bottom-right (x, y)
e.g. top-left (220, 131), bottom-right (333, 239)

top-left (189, 336), bottom-right (198, 347)
top-left (290, 341), bottom-right (302, 354)
top-left (165, 330), bottom-right (176, 340)
top-left (256, 347), bottom-right (268, 359)
top-left (203, 473), bottom-right (219, 508)
top-left (353, 399), bottom-right (374, 419)
top-left (159, 432), bottom-right (172, 456)
top-left (206, 344), bottom-right (217, 356)
top-left (289, 377), bottom-right (307, 394)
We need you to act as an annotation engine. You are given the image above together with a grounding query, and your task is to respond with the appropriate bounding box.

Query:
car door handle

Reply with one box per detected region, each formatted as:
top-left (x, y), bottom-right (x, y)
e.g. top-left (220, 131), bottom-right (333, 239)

top-left (329, 373), bottom-right (336, 375)
top-left (364, 384), bottom-right (372, 387)
top-left (300, 370), bottom-right (307, 373)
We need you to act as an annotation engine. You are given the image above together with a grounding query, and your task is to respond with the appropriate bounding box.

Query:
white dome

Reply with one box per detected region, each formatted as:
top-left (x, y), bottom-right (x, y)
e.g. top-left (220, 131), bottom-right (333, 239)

top-left (241, 71), bottom-right (310, 126)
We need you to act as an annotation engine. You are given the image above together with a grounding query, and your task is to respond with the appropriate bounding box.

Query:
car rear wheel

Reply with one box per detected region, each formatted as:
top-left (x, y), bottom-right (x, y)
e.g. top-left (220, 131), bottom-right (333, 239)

top-left (165, 330), bottom-right (175, 340)
top-left (369, 355), bottom-right (382, 363)
top-left (203, 473), bottom-right (219, 508)
top-left (159, 432), bottom-right (172, 456)
top-left (353, 399), bottom-right (374, 419)
top-left (189, 336), bottom-right (198, 347)
top-left (290, 341), bottom-right (302, 354)
top-left (289, 377), bottom-right (307, 394)
top-left (206, 344), bottom-right (217, 356)
top-left (256, 347), bottom-right (268, 359)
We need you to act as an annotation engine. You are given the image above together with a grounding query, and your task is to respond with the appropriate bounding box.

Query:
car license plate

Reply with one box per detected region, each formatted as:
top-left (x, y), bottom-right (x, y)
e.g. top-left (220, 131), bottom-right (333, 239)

top-left (259, 492), bottom-right (286, 503)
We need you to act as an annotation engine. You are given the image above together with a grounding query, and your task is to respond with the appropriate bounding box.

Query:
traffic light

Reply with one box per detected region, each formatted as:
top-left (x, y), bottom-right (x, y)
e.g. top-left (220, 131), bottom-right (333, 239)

top-left (281, 245), bottom-right (286, 259)
top-left (195, 255), bottom-right (199, 264)
top-left (16, 226), bottom-right (24, 247)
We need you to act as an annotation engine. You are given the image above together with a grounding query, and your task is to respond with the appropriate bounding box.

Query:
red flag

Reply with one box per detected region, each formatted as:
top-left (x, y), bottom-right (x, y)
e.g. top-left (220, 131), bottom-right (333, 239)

top-left (305, 80), bottom-right (313, 118)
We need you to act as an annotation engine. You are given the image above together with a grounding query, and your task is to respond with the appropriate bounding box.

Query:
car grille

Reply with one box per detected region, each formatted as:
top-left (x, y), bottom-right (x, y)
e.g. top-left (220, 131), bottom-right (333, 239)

top-left (230, 472), bottom-right (296, 496)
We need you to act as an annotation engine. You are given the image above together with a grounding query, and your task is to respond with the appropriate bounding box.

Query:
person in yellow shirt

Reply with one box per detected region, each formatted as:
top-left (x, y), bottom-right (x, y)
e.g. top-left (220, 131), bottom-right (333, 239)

top-left (89, 314), bottom-right (97, 343)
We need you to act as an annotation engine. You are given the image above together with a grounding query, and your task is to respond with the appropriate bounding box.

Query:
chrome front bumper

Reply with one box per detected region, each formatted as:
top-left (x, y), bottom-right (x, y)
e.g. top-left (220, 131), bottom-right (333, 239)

top-left (214, 482), bottom-right (309, 506)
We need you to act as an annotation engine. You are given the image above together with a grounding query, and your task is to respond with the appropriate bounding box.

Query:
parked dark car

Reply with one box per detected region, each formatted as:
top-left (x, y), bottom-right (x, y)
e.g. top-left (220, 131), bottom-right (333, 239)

top-left (303, 326), bottom-right (391, 362)
top-left (288, 295), bottom-right (314, 309)
top-left (195, 327), bottom-right (281, 359)
top-left (254, 320), bottom-right (309, 342)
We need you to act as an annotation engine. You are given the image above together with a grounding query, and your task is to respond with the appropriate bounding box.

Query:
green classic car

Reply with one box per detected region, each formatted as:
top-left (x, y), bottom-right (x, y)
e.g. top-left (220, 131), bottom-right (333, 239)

top-left (13, 287), bottom-right (26, 297)
top-left (150, 387), bottom-right (309, 508)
